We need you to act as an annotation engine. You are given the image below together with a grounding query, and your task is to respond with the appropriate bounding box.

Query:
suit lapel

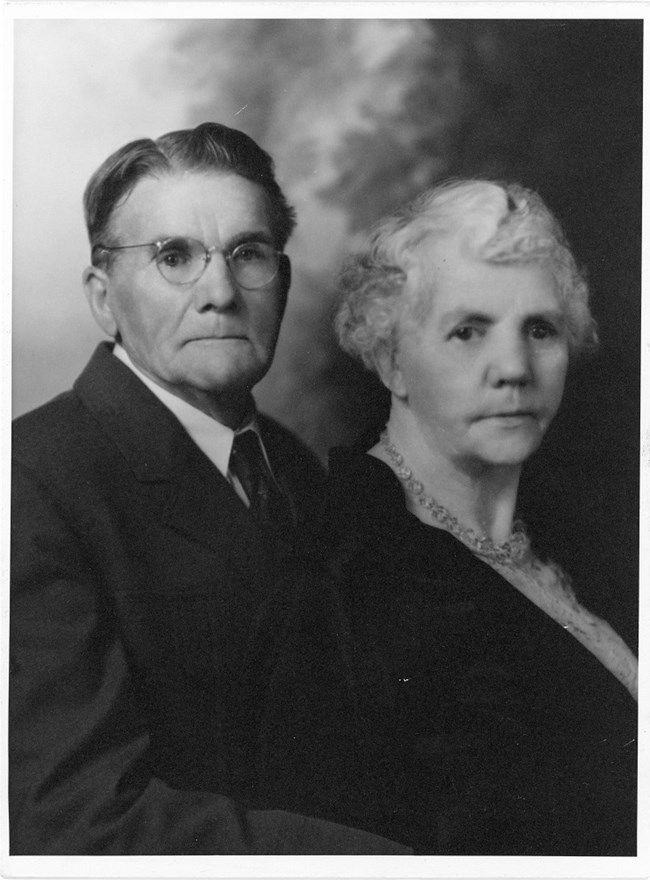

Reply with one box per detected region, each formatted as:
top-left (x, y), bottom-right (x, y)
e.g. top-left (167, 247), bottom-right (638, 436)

top-left (163, 446), bottom-right (275, 586)
top-left (74, 342), bottom-right (275, 583)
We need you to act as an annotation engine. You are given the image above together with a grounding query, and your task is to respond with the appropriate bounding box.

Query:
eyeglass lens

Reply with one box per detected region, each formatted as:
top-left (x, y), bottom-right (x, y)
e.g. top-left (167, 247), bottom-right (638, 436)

top-left (155, 238), bottom-right (280, 288)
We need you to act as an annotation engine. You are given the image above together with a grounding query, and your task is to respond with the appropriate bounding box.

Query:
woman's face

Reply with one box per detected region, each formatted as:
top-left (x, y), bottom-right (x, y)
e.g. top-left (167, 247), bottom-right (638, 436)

top-left (389, 245), bottom-right (569, 473)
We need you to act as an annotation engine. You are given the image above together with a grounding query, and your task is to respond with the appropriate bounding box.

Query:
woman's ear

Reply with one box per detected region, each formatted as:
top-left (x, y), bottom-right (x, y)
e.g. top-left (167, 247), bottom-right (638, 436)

top-left (83, 265), bottom-right (118, 338)
top-left (375, 346), bottom-right (408, 399)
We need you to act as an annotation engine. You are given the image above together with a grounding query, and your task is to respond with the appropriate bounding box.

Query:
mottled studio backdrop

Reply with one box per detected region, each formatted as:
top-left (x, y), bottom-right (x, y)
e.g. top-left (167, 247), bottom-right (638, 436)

top-left (13, 18), bottom-right (641, 640)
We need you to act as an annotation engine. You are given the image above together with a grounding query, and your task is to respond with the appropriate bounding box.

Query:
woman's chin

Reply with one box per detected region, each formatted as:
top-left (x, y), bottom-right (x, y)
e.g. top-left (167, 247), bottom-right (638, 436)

top-left (463, 420), bottom-right (547, 469)
top-left (460, 437), bottom-right (544, 471)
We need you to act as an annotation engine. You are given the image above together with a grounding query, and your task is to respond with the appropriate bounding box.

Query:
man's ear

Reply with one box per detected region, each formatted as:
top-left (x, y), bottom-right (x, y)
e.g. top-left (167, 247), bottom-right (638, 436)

top-left (274, 253), bottom-right (291, 321)
top-left (279, 253), bottom-right (291, 295)
top-left (374, 346), bottom-right (408, 400)
top-left (83, 265), bottom-right (118, 338)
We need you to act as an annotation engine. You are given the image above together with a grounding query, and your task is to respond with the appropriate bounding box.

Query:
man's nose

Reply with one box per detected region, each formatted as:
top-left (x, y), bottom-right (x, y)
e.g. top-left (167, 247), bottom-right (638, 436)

top-left (193, 252), bottom-right (238, 311)
top-left (488, 334), bottom-right (532, 387)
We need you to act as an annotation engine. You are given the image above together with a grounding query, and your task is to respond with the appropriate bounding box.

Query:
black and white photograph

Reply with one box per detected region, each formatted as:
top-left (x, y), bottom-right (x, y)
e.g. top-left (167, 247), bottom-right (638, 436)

top-left (2, 4), bottom-right (647, 877)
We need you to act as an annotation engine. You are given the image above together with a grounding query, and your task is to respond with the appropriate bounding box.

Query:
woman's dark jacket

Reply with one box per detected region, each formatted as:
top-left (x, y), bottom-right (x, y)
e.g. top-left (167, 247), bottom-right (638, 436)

top-left (249, 448), bottom-right (638, 855)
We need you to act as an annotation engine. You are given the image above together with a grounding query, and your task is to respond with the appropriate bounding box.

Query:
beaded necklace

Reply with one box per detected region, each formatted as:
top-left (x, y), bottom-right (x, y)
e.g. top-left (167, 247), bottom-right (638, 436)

top-left (380, 429), bottom-right (530, 567)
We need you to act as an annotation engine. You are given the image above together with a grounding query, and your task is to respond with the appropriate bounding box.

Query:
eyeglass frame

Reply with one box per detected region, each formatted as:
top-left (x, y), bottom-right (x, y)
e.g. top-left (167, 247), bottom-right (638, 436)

top-left (91, 236), bottom-right (285, 290)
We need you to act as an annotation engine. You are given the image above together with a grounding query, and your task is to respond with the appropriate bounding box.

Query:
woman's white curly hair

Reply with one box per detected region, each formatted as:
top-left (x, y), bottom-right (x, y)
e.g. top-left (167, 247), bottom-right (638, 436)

top-left (335, 179), bottom-right (598, 373)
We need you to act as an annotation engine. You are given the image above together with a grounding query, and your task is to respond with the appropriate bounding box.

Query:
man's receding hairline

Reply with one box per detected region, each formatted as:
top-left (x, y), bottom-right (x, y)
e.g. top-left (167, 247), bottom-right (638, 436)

top-left (102, 167), bottom-right (276, 243)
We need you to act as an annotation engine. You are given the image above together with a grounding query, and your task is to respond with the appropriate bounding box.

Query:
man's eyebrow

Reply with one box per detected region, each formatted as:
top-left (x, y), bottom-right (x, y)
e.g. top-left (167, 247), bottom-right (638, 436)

top-left (151, 230), bottom-right (276, 249)
top-left (225, 230), bottom-right (275, 250)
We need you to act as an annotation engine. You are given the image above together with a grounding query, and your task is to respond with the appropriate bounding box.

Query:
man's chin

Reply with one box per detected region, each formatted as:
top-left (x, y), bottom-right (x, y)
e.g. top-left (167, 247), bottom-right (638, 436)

top-left (187, 364), bottom-right (269, 397)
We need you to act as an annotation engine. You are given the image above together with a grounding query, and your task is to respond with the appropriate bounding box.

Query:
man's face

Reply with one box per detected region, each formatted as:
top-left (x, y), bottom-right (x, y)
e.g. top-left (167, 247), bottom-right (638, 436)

top-left (390, 243), bottom-right (569, 474)
top-left (85, 170), bottom-right (288, 420)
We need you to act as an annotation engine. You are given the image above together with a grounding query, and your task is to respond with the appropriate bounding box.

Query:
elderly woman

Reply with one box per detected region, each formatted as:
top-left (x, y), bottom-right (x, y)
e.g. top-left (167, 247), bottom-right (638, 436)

top-left (251, 180), bottom-right (638, 855)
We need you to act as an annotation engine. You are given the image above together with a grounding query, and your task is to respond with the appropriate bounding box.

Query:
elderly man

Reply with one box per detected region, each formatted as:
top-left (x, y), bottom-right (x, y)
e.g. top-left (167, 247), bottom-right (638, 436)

top-left (10, 122), bottom-right (409, 855)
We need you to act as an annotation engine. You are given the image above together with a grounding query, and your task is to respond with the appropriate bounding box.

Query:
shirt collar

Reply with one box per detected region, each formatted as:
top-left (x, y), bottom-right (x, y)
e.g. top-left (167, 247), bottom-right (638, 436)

top-left (112, 343), bottom-right (260, 478)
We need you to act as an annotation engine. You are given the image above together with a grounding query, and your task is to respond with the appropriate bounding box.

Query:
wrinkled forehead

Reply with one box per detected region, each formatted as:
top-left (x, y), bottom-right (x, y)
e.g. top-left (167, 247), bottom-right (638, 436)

top-left (402, 219), bottom-right (562, 326)
top-left (107, 169), bottom-right (273, 243)
top-left (405, 233), bottom-right (486, 295)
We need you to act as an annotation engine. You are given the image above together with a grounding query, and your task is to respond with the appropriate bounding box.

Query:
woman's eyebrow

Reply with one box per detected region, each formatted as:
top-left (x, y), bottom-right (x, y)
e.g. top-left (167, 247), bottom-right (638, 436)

top-left (439, 309), bottom-right (493, 330)
top-left (440, 307), bottom-right (566, 327)
top-left (524, 309), bottom-right (565, 323)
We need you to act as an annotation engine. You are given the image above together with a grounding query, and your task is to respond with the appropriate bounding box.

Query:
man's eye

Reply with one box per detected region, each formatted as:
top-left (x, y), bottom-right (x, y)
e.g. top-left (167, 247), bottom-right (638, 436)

top-left (159, 248), bottom-right (191, 268)
top-left (528, 322), bottom-right (557, 340)
top-left (232, 244), bottom-right (268, 263)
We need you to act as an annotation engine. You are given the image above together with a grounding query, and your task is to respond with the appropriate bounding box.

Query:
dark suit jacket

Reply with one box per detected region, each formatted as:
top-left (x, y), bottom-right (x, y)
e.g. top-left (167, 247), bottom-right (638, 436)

top-left (10, 342), bottom-right (410, 855)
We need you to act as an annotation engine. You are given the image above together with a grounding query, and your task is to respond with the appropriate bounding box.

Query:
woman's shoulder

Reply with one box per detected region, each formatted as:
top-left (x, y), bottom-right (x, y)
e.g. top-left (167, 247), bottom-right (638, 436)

top-left (320, 447), bottom-right (407, 564)
top-left (323, 446), bottom-right (472, 577)
top-left (328, 445), bottom-right (403, 502)
top-left (326, 446), bottom-right (415, 540)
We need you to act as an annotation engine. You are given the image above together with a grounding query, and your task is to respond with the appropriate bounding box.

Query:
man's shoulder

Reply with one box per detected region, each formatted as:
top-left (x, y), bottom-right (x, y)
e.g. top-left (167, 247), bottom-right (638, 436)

top-left (13, 344), bottom-right (115, 436)
top-left (13, 389), bottom-right (90, 456)
top-left (257, 413), bottom-right (327, 517)
top-left (258, 412), bottom-right (306, 447)
top-left (258, 413), bottom-right (324, 471)
top-left (11, 345), bottom-right (146, 476)
top-left (12, 343), bottom-right (183, 471)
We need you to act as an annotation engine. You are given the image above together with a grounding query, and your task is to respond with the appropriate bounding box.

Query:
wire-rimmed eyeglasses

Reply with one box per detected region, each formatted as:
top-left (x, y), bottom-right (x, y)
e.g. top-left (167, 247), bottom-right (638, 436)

top-left (93, 237), bottom-right (283, 289)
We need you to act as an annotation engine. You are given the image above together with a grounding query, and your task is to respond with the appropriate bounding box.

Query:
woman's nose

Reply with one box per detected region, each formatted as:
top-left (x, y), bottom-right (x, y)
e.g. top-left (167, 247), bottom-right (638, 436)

top-left (488, 335), bottom-right (532, 387)
top-left (193, 253), bottom-right (238, 311)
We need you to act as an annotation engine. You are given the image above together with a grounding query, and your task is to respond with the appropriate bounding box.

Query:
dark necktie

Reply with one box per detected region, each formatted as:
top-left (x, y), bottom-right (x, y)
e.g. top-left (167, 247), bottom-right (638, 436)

top-left (228, 430), bottom-right (295, 534)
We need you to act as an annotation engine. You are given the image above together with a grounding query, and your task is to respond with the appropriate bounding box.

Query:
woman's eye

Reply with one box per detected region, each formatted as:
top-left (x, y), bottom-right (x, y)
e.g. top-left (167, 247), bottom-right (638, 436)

top-left (451, 325), bottom-right (478, 342)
